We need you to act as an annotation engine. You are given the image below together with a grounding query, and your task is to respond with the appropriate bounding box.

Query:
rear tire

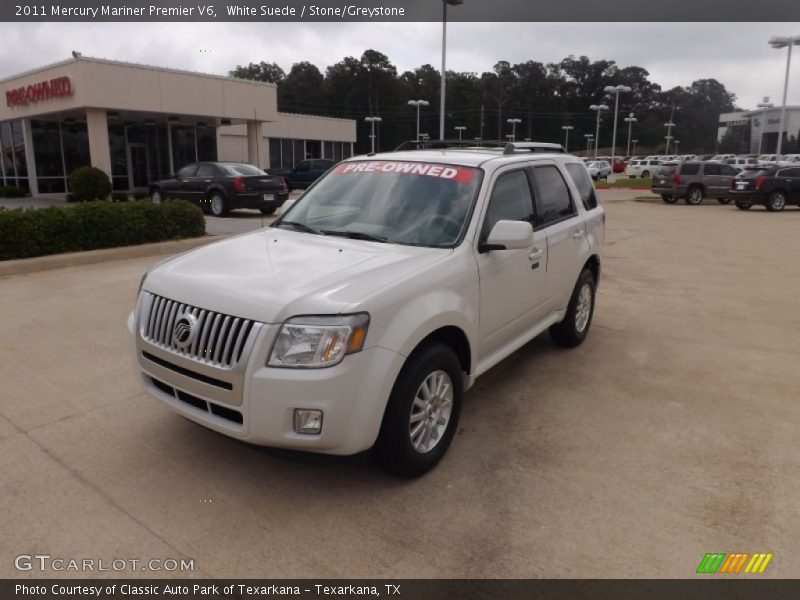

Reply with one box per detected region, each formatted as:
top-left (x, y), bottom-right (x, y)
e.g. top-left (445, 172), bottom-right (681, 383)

top-left (735, 201), bottom-right (752, 211)
top-left (766, 190), bottom-right (786, 212)
top-left (259, 207), bottom-right (276, 216)
top-left (661, 195), bottom-right (678, 204)
top-left (641, 170), bottom-right (650, 178)
top-left (550, 269), bottom-right (596, 348)
top-left (685, 186), bottom-right (704, 205)
top-left (210, 192), bottom-right (228, 217)
top-left (717, 197), bottom-right (731, 204)
top-left (378, 343), bottom-right (463, 478)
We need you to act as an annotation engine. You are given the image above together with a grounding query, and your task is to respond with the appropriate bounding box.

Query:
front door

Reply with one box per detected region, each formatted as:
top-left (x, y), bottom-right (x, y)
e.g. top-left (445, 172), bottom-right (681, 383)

top-left (476, 168), bottom-right (549, 360)
top-left (127, 143), bottom-right (150, 191)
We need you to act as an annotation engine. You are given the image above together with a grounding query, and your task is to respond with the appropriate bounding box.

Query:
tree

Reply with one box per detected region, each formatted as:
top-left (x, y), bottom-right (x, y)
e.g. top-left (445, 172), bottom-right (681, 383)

top-left (279, 62), bottom-right (325, 113)
top-left (229, 61), bottom-right (285, 84)
top-left (718, 128), bottom-right (745, 154)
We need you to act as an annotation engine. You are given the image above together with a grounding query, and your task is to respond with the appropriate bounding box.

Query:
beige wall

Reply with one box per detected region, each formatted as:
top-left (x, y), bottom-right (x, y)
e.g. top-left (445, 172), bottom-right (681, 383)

top-left (0, 57), bottom-right (277, 122)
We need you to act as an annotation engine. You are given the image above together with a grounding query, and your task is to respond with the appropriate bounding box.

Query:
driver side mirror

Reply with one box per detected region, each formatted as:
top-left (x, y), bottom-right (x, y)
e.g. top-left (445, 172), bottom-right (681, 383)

top-left (479, 220), bottom-right (533, 253)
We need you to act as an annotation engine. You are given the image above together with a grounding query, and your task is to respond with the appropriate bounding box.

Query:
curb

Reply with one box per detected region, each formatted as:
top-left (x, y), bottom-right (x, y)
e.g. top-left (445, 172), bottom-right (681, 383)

top-left (0, 235), bottom-right (220, 277)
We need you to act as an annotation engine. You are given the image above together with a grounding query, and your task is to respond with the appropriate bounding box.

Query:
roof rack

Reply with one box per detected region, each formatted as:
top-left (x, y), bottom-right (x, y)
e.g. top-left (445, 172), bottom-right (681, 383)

top-left (502, 142), bottom-right (565, 155)
top-left (393, 139), bottom-right (566, 154)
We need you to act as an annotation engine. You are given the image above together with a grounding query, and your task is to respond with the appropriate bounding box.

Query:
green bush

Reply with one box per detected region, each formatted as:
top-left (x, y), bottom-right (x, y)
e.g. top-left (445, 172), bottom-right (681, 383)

top-left (0, 199), bottom-right (205, 261)
top-left (0, 185), bottom-right (27, 198)
top-left (67, 166), bottom-right (112, 202)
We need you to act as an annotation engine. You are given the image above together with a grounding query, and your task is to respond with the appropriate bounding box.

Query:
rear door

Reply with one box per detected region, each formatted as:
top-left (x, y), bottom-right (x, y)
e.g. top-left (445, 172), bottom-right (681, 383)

top-left (777, 168), bottom-right (800, 202)
top-left (530, 163), bottom-right (586, 313)
top-left (172, 164), bottom-right (198, 200)
top-left (476, 168), bottom-right (549, 358)
top-left (702, 162), bottom-right (722, 195)
top-left (718, 164), bottom-right (738, 196)
top-left (190, 164), bottom-right (218, 204)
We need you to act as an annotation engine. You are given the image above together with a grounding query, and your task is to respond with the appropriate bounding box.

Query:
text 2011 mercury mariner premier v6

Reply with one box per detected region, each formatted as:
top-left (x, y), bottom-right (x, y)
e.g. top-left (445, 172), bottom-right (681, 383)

top-left (129, 142), bottom-right (605, 476)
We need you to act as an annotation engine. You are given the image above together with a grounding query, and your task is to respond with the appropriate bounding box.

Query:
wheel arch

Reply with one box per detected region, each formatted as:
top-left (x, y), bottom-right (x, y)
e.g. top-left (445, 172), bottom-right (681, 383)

top-left (583, 254), bottom-right (601, 284)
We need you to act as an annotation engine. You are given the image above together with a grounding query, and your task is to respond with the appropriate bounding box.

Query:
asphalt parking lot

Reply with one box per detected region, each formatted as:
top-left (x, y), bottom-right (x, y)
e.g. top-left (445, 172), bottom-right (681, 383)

top-left (1, 189), bottom-right (799, 579)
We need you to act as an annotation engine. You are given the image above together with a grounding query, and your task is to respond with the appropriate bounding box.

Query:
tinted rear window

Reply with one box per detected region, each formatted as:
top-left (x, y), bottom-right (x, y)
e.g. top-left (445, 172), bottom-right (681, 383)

top-left (223, 164), bottom-right (267, 176)
top-left (565, 163), bottom-right (598, 210)
top-left (680, 163), bottom-right (701, 176)
top-left (656, 164), bottom-right (677, 176)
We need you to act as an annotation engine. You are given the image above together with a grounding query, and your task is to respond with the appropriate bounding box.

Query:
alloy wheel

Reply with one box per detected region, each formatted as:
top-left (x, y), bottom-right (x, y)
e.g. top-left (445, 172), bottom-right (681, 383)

top-left (409, 370), bottom-right (453, 454)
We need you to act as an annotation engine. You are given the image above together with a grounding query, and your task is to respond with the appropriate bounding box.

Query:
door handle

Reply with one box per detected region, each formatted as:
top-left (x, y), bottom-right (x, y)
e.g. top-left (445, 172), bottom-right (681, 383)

top-left (572, 230), bottom-right (585, 239)
top-left (529, 248), bottom-right (543, 260)
top-left (204, 179), bottom-right (212, 183)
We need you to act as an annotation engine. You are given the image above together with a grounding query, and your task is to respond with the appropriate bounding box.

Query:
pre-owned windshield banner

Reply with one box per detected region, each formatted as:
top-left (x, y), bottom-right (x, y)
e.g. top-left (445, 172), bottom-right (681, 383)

top-left (4, 0), bottom-right (800, 21)
top-left (333, 161), bottom-right (477, 183)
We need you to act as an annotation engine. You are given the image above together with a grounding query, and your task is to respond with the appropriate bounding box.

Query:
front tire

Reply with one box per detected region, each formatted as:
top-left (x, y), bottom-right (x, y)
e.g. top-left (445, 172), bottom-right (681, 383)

top-left (661, 195), bottom-right (678, 204)
top-left (378, 343), bottom-right (463, 478)
top-left (550, 269), bottom-right (596, 348)
top-left (260, 207), bottom-right (276, 216)
top-left (210, 192), bottom-right (228, 216)
top-left (735, 201), bottom-right (752, 211)
top-left (766, 190), bottom-right (786, 212)
top-left (151, 189), bottom-right (163, 204)
top-left (717, 197), bottom-right (731, 205)
top-left (641, 170), bottom-right (650, 178)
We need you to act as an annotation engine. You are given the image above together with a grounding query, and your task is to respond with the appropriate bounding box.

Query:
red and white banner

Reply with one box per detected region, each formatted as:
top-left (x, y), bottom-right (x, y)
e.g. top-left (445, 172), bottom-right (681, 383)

top-left (333, 161), bottom-right (476, 184)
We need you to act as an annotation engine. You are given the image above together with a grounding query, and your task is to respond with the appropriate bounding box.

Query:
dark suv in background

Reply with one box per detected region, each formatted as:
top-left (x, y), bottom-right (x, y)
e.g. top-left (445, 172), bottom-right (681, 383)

top-left (651, 161), bottom-right (738, 205)
top-left (729, 166), bottom-right (800, 211)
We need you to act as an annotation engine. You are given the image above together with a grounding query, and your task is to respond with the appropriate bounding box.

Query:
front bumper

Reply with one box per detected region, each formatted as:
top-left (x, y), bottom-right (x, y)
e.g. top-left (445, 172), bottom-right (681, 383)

top-left (128, 301), bottom-right (406, 455)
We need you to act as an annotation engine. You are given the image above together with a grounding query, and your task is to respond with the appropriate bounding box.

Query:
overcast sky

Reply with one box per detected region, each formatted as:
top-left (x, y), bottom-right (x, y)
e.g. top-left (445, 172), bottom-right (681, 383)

top-left (1, 22), bottom-right (799, 110)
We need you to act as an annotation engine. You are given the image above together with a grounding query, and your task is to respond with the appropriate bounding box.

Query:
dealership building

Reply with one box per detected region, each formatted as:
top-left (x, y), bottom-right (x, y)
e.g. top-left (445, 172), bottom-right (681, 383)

top-left (0, 55), bottom-right (356, 196)
top-left (718, 106), bottom-right (800, 154)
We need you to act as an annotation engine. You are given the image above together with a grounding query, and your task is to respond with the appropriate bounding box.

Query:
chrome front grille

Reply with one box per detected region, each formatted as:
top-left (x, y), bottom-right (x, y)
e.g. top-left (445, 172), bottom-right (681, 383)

top-left (141, 293), bottom-right (256, 368)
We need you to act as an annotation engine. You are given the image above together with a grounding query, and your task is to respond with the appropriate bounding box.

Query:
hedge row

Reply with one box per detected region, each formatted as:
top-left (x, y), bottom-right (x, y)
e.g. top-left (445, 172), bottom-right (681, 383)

top-left (0, 199), bottom-right (205, 261)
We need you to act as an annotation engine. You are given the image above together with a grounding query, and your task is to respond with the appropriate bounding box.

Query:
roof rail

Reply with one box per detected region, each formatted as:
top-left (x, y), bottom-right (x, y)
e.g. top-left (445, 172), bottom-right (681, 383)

top-left (503, 142), bottom-right (565, 155)
top-left (394, 139), bottom-right (509, 151)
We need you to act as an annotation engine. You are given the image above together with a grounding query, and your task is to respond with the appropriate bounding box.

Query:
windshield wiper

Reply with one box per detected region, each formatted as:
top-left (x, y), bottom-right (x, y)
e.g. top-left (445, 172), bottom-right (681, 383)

top-left (320, 230), bottom-right (393, 243)
top-left (276, 221), bottom-right (323, 235)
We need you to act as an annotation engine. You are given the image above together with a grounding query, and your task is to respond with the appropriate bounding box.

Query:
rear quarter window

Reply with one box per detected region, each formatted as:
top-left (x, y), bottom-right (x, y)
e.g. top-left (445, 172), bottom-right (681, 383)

top-left (565, 163), bottom-right (598, 210)
top-left (680, 163), bottom-right (701, 176)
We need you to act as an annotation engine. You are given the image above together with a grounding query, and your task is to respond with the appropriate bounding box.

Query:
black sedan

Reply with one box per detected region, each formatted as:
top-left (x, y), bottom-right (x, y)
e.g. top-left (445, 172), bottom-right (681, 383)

top-left (150, 162), bottom-right (289, 216)
top-left (729, 166), bottom-right (800, 212)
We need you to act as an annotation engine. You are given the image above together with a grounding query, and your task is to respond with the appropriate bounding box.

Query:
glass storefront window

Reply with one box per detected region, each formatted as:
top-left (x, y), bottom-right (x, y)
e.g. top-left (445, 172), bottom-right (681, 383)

top-left (334, 142), bottom-right (343, 162)
top-left (62, 122), bottom-right (90, 175)
top-left (343, 143), bottom-right (352, 159)
top-left (292, 139), bottom-right (304, 166)
top-left (108, 124), bottom-right (128, 178)
top-left (2, 121), bottom-right (17, 182)
top-left (306, 140), bottom-right (321, 159)
top-left (11, 121), bottom-right (27, 177)
top-left (269, 138), bottom-right (282, 170)
top-left (197, 126), bottom-right (217, 162)
top-left (32, 121), bottom-right (62, 177)
top-left (171, 125), bottom-right (196, 171)
top-left (281, 139), bottom-right (293, 169)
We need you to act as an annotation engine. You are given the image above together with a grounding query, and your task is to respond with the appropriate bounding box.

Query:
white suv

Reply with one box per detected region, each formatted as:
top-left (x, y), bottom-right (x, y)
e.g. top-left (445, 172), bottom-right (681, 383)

top-left (128, 142), bottom-right (605, 476)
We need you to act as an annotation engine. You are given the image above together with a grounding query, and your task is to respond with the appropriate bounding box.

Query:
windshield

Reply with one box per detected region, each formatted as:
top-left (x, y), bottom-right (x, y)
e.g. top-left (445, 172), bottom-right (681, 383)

top-left (223, 164), bottom-right (268, 176)
top-left (275, 160), bottom-right (482, 248)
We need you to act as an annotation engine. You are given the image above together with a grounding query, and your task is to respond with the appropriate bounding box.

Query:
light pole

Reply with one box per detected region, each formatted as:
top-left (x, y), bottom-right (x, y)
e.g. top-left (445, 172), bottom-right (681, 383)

top-left (769, 35), bottom-right (800, 161)
top-left (440, 0), bottom-right (464, 140)
top-left (632, 139), bottom-right (638, 155)
top-left (454, 125), bottom-right (466, 140)
top-left (603, 84), bottom-right (632, 165)
top-left (364, 116), bottom-right (382, 153)
top-left (407, 99), bottom-right (429, 141)
top-left (756, 96), bottom-right (774, 154)
top-left (589, 104), bottom-right (609, 158)
top-left (507, 118), bottom-right (522, 141)
top-left (584, 134), bottom-right (594, 156)
top-left (624, 113), bottom-right (637, 156)
top-left (664, 121), bottom-right (676, 155)
top-left (561, 125), bottom-right (574, 152)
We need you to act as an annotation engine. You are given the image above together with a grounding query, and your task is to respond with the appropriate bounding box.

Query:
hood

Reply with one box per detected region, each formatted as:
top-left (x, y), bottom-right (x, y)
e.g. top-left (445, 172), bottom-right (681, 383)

top-left (144, 228), bottom-right (451, 323)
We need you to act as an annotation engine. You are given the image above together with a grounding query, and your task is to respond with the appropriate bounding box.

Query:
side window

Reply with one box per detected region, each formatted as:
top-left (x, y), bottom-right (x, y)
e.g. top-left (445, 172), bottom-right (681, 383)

top-left (295, 161), bottom-right (310, 172)
top-left (720, 165), bottom-right (738, 176)
top-left (565, 163), bottom-right (598, 210)
top-left (778, 168), bottom-right (800, 177)
top-left (195, 164), bottom-right (215, 177)
top-left (681, 163), bottom-right (700, 176)
top-left (176, 164), bottom-right (197, 178)
top-left (482, 170), bottom-right (534, 238)
top-left (532, 165), bottom-right (576, 226)
top-left (704, 164), bottom-right (721, 176)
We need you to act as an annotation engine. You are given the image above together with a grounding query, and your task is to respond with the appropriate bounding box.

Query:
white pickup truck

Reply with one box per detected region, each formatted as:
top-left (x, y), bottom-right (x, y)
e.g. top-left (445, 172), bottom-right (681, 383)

top-left (129, 142), bottom-right (605, 477)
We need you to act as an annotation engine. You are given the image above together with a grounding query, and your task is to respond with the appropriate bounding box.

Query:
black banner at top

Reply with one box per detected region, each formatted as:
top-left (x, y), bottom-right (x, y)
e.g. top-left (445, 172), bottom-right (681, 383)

top-left (3, 0), bottom-right (800, 22)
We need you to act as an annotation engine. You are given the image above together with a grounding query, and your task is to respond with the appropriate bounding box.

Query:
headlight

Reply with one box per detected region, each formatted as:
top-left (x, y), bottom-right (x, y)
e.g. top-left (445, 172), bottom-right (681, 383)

top-left (268, 313), bottom-right (370, 368)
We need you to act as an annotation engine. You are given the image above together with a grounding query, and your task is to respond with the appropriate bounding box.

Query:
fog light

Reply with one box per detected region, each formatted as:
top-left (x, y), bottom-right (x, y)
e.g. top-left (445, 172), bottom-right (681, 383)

top-left (293, 409), bottom-right (323, 435)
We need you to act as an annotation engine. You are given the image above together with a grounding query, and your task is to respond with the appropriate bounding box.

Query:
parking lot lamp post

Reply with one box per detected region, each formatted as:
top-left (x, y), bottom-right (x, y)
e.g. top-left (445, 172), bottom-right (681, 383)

top-left (664, 121), bottom-right (676, 155)
top-left (589, 104), bottom-right (609, 158)
top-left (440, 0), bottom-right (464, 140)
top-left (632, 139), bottom-right (638, 155)
top-left (454, 125), bottom-right (466, 140)
top-left (364, 116), bottom-right (382, 153)
top-left (756, 97), bottom-right (774, 154)
top-left (624, 113), bottom-right (637, 156)
top-left (507, 118), bottom-right (522, 141)
top-left (407, 99), bottom-right (429, 141)
top-left (603, 85), bottom-right (632, 165)
top-left (584, 133), bottom-right (594, 156)
top-left (769, 36), bottom-right (800, 161)
top-left (561, 125), bottom-right (574, 151)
